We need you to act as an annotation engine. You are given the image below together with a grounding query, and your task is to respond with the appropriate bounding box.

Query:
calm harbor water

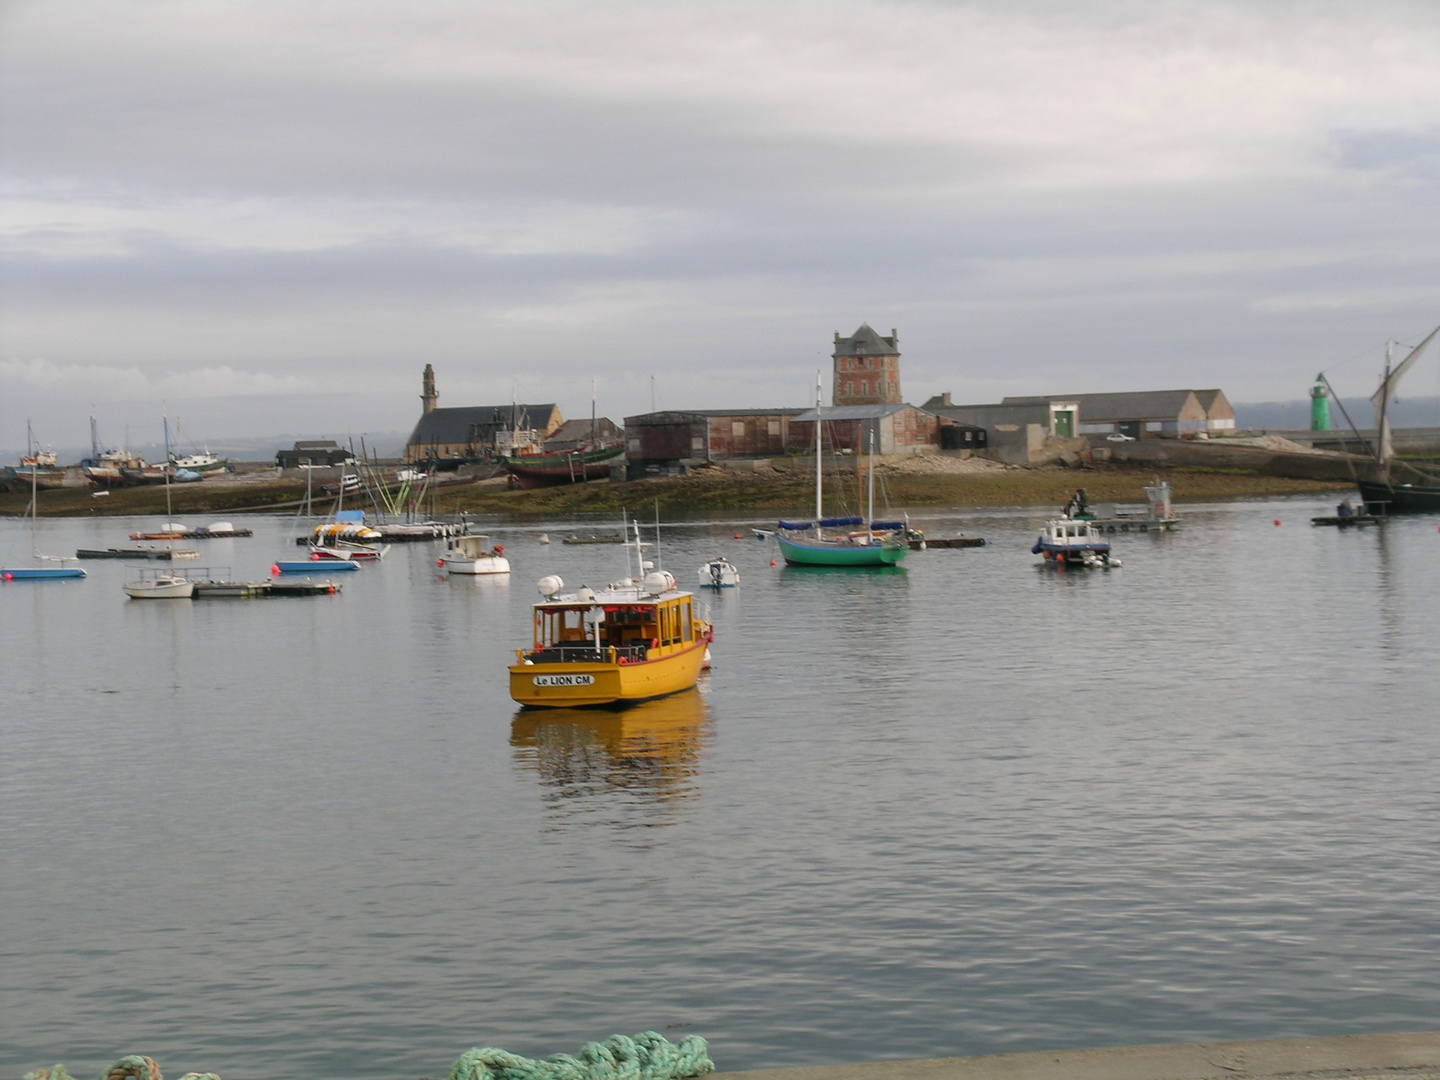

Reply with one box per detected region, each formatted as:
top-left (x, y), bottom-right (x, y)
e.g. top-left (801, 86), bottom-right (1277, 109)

top-left (3, 497), bottom-right (1440, 1080)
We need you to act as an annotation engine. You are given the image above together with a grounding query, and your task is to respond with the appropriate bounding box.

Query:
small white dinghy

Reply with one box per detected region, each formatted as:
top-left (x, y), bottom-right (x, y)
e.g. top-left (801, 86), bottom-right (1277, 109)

top-left (698, 557), bottom-right (740, 588)
top-left (440, 534), bottom-right (510, 575)
top-left (123, 570), bottom-right (195, 599)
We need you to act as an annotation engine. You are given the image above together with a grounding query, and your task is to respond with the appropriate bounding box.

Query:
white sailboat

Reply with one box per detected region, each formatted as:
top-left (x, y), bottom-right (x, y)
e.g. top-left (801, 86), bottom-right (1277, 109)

top-left (123, 414), bottom-right (195, 598)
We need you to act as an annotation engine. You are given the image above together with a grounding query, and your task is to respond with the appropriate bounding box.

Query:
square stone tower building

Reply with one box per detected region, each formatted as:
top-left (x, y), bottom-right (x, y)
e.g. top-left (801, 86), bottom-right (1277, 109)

top-left (832, 324), bottom-right (901, 406)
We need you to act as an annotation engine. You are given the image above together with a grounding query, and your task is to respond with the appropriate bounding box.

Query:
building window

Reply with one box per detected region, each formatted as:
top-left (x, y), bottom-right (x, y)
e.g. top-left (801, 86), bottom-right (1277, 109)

top-left (767, 420), bottom-right (781, 436)
top-left (732, 421), bottom-right (745, 438)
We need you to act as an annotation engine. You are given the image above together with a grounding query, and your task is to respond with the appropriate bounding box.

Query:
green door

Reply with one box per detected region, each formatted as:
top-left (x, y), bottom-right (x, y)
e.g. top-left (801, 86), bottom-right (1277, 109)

top-left (1053, 410), bottom-right (1074, 438)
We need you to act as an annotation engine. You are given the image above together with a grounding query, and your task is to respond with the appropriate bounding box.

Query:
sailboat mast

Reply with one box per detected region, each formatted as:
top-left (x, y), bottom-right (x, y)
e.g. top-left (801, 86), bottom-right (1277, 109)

top-left (814, 371), bottom-right (823, 522)
top-left (867, 422), bottom-right (875, 532)
top-left (1378, 340), bottom-right (1393, 470)
top-left (30, 423), bottom-right (38, 556)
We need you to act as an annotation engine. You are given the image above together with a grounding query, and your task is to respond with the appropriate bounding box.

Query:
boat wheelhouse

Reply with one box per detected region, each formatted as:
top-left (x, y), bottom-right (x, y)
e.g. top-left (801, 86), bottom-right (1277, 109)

top-left (1031, 519), bottom-right (1121, 567)
top-left (441, 534), bottom-right (509, 575)
top-left (510, 572), bottom-right (712, 707)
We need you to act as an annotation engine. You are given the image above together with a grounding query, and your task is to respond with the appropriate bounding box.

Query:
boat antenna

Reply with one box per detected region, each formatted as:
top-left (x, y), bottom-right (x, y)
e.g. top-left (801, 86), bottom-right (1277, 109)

top-left (654, 497), bottom-right (662, 570)
top-left (814, 369), bottom-right (823, 522)
top-left (90, 410), bottom-right (99, 460)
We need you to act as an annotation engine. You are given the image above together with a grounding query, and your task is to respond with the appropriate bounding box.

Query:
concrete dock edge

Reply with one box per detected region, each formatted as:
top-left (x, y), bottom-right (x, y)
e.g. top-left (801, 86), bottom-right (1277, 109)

top-left (714, 1032), bottom-right (1440, 1080)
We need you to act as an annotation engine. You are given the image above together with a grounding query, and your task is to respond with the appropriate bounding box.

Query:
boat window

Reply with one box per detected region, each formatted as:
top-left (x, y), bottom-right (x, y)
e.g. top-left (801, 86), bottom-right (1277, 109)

top-left (534, 610), bottom-right (545, 647)
top-left (681, 600), bottom-right (692, 642)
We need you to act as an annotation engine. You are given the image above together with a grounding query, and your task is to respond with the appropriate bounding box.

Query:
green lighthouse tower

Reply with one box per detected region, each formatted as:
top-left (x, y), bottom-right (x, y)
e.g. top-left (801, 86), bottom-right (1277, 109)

top-left (1310, 374), bottom-right (1331, 431)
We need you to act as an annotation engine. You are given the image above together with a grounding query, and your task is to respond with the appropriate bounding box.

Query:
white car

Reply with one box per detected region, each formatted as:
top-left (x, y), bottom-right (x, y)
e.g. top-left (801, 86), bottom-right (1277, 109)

top-left (1106, 433), bottom-right (1136, 442)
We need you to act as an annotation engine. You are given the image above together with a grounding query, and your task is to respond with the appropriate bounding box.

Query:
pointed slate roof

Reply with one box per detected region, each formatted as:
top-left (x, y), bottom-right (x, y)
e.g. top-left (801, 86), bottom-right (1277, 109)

top-left (406, 404), bottom-right (559, 448)
top-left (833, 323), bottom-right (899, 358)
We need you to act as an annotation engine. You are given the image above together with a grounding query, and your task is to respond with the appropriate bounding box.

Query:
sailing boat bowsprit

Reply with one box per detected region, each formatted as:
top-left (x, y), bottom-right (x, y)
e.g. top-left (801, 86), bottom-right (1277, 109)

top-left (2, 422), bottom-right (87, 581)
top-left (774, 374), bottom-right (909, 567)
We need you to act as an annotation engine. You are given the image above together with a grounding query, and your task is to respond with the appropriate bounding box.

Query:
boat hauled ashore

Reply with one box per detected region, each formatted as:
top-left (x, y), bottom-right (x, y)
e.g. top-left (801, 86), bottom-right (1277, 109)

top-left (510, 523), bottom-right (713, 708)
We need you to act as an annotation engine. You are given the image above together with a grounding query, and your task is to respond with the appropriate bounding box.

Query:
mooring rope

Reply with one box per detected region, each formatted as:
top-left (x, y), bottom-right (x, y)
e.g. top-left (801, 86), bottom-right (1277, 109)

top-left (450, 1033), bottom-right (712, 1080)
top-left (23, 1032), bottom-right (712, 1080)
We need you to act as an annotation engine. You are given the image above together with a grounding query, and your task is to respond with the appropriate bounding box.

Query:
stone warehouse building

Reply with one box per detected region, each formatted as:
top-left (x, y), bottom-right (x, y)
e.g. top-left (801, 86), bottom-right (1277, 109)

top-left (623, 408), bottom-right (809, 477)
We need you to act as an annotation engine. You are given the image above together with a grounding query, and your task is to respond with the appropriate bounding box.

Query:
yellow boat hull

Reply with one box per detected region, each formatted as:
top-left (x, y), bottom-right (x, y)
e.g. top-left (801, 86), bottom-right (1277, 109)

top-left (510, 640), bottom-right (708, 708)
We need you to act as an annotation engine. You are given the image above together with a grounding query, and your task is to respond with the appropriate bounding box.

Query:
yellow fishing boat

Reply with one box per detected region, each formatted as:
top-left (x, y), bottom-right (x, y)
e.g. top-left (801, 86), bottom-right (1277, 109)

top-left (510, 524), bottom-right (713, 708)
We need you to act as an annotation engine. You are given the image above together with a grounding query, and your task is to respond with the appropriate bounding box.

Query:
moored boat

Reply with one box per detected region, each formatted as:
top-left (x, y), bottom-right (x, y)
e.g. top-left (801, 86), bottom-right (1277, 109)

top-left (1357, 323), bottom-right (1440, 514)
top-left (509, 523), bottom-right (712, 708)
top-left (273, 556), bottom-right (360, 573)
top-left (309, 521), bottom-right (385, 546)
top-left (697, 557), bottom-right (740, 588)
top-left (441, 534), bottom-right (509, 574)
top-left (2, 429), bottom-right (88, 582)
top-left (122, 571), bottom-right (195, 599)
top-left (1031, 519), bottom-right (1121, 567)
top-left (775, 379), bottom-right (908, 568)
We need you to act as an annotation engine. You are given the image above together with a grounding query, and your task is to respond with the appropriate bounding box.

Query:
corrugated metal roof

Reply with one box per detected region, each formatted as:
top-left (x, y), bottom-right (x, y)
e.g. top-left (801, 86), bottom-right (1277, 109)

top-left (546, 417), bottom-right (622, 444)
top-left (792, 403), bottom-right (921, 421)
top-left (406, 404), bottom-right (558, 447)
top-left (1002, 390), bottom-right (1199, 421)
top-left (625, 408), bottom-right (808, 423)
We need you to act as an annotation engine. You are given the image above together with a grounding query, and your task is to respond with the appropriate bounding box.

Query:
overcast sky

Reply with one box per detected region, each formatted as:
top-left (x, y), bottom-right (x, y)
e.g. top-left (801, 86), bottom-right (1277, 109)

top-left (3, 0), bottom-right (1440, 452)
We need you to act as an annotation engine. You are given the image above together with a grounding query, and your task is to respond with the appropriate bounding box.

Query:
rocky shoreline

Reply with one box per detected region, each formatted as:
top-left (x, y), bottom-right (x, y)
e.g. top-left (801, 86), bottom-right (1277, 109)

top-left (0, 460), bottom-right (1347, 519)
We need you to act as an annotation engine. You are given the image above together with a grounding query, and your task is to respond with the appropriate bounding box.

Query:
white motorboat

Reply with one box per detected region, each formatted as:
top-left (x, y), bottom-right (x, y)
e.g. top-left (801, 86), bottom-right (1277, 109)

top-left (123, 572), bottom-right (195, 599)
top-left (441, 534), bottom-right (510, 575)
top-left (1031, 519), bottom-right (1121, 567)
top-left (698, 557), bottom-right (740, 588)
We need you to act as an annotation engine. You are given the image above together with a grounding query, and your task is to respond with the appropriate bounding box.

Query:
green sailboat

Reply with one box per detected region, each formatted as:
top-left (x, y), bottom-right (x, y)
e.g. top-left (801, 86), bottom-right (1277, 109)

top-left (775, 375), bottom-right (908, 568)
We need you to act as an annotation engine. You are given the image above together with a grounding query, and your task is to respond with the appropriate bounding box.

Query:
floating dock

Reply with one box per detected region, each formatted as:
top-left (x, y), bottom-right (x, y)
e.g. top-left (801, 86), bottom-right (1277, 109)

top-left (1085, 516), bottom-right (1179, 534)
top-left (912, 536), bottom-right (986, 549)
top-left (129, 528), bottom-right (254, 540)
top-left (77, 547), bottom-right (201, 561)
top-left (714, 1032), bottom-right (1440, 1080)
top-left (192, 580), bottom-right (340, 597)
top-left (1312, 514), bottom-right (1379, 527)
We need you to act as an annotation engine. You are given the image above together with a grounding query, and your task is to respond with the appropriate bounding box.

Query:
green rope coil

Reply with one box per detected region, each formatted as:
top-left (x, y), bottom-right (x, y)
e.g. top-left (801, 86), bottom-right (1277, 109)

top-left (449, 1033), bottom-right (713, 1080)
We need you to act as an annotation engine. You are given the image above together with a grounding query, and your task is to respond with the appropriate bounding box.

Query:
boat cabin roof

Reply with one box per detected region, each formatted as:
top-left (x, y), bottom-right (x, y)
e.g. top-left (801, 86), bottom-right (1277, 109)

top-left (535, 582), bottom-right (691, 610)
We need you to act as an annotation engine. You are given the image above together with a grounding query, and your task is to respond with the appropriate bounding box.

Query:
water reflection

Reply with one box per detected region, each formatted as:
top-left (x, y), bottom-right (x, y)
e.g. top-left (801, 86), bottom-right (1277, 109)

top-left (510, 689), bottom-right (713, 824)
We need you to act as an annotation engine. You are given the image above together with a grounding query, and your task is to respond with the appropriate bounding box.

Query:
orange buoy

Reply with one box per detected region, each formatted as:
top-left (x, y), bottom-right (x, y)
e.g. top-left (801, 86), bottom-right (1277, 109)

top-left (437, 559), bottom-right (445, 567)
top-left (1274, 519), bottom-right (1281, 526)
top-left (270, 564), bottom-right (280, 576)
top-left (734, 533), bottom-right (742, 539)
top-left (770, 559), bottom-right (776, 566)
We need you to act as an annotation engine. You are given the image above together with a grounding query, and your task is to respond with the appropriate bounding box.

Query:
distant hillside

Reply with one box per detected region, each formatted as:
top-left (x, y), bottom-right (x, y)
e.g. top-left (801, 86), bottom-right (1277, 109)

top-left (1233, 396), bottom-right (1440, 431)
top-left (0, 431), bottom-right (409, 466)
